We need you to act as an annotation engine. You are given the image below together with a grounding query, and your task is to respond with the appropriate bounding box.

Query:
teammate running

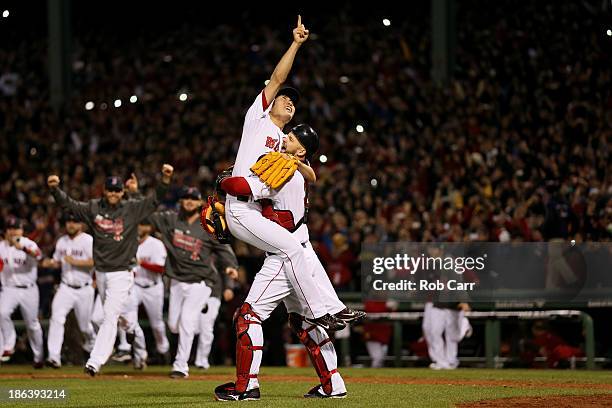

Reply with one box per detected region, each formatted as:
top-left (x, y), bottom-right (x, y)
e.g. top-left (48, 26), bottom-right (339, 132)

top-left (0, 216), bottom-right (44, 368)
top-left (128, 180), bottom-right (239, 378)
top-left (42, 212), bottom-right (96, 368)
top-left (47, 164), bottom-right (173, 376)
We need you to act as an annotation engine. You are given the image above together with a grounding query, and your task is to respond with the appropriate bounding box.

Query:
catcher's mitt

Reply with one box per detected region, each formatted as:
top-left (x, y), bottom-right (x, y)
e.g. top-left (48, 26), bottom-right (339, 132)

top-left (250, 151), bottom-right (299, 189)
top-left (200, 196), bottom-right (231, 244)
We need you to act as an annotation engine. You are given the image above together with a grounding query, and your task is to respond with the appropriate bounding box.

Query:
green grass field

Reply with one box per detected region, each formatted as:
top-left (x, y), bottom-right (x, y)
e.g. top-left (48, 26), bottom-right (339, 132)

top-left (0, 365), bottom-right (610, 407)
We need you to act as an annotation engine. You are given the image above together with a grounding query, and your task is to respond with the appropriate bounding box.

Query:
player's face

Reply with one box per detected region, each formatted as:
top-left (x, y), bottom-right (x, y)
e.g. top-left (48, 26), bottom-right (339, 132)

top-left (283, 132), bottom-right (307, 158)
top-left (65, 220), bottom-right (81, 236)
top-left (271, 96), bottom-right (295, 122)
top-left (6, 227), bottom-right (23, 242)
top-left (104, 188), bottom-right (124, 205)
top-left (138, 224), bottom-right (152, 238)
top-left (181, 198), bottom-right (202, 213)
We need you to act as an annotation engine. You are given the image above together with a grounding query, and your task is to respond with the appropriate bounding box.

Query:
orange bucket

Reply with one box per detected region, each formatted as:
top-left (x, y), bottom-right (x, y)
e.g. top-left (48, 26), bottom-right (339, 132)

top-left (285, 344), bottom-right (310, 367)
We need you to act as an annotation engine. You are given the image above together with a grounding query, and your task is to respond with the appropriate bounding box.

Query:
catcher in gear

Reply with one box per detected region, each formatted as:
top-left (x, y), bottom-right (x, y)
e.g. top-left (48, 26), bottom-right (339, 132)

top-left (202, 125), bottom-right (318, 243)
top-left (214, 124), bottom-right (365, 401)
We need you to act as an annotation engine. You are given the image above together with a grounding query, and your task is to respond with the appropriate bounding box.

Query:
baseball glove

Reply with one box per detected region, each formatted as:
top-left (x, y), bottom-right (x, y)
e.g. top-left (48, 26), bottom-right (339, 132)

top-left (214, 165), bottom-right (234, 198)
top-left (201, 196), bottom-right (231, 244)
top-left (250, 151), bottom-right (299, 189)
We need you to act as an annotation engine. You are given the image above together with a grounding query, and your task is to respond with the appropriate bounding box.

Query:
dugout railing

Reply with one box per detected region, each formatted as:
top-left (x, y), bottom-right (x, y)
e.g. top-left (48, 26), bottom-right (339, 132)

top-left (337, 302), bottom-right (595, 369)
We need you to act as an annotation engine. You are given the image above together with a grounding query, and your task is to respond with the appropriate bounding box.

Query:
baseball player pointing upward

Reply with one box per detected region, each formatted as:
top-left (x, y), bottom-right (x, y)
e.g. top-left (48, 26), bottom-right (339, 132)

top-left (226, 15), bottom-right (344, 331)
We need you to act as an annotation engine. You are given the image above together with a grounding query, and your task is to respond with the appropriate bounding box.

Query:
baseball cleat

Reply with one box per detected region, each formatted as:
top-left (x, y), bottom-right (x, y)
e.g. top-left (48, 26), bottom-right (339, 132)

top-left (33, 361), bottom-right (44, 369)
top-left (169, 370), bottom-right (188, 379)
top-left (45, 359), bottom-right (61, 369)
top-left (111, 350), bottom-right (132, 363)
top-left (133, 359), bottom-right (147, 371)
top-left (303, 384), bottom-right (347, 399)
top-left (84, 364), bottom-right (98, 377)
top-left (214, 382), bottom-right (260, 401)
top-left (334, 308), bottom-right (367, 324)
top-left (304, 313), bottom-right (346, 332)
top-left (1, 350), bottom-right (14, 363)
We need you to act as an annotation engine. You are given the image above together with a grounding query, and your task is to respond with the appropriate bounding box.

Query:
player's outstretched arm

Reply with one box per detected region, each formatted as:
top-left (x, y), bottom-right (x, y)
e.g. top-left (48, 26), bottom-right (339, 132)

top-left (263, 15), bottom-right (310, 103)
top-left (47, 174), bottom-right (92, 222)
top-left (130, 164), bottom-right (174, 222)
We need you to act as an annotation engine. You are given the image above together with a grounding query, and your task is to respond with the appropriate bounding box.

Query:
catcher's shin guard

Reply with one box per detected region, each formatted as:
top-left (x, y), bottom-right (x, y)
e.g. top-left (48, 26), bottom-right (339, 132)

top-left (234, 303), bottom-right (263, 393)
top-left (289, 313), bottom-right (340, 395)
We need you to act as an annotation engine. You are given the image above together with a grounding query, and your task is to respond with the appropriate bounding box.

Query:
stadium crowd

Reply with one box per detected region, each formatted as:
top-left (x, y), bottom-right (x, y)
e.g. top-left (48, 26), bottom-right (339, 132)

top-left (0, 0), bottom-right (610, 364)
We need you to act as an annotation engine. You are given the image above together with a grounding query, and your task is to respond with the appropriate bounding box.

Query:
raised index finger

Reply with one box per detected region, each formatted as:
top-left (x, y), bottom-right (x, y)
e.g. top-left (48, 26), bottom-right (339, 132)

top-left (297, 15), bottom-right (301, 28)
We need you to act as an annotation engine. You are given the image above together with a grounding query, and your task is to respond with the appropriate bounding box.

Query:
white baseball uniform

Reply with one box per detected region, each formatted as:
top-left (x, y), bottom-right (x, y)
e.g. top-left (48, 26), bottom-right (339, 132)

top-left (91, 292), bottom-right (104, 330)
top-left (422, 302), bottom-right (472, 369)
top-left (195, 296), bottom-right (221, 369)
top-left (88, 269), bottom-right (142, 370)
top-left (167, 278), bottom-right (212, 374)
top-left (47, 232), bottom-right (96, 364)
top-left (0, 237), bottom-right (44, 363)
top-left (116, 283), bottom-right (148, 367)
top-left (226, 90), bottom-right (327, 319)
top-left (239, 170), bottom-right (346, 394)
top-left (117, 236), bottom-right (169, 355)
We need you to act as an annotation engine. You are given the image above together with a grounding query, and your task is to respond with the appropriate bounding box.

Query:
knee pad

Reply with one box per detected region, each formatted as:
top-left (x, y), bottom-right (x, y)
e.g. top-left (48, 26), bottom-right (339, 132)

top-left (234, 303), bottom-right (261, 337)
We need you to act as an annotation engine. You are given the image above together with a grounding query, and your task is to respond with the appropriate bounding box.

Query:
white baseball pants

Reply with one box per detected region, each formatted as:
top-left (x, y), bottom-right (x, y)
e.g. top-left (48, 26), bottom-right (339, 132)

top-left (86, 270), bottom-right (135, 370)
top-left (168, 279), bottom-right (211, 375)
top-left (422, 302), bottom-right (466, 369)
top-left (0, 285), bottom-right (44, 363)
top-left (195, 296), bottom-right (221, 369)
top-left (226, 199), bottom-right (327, 319)
top-left (47, 283), bottom-right (96, 363)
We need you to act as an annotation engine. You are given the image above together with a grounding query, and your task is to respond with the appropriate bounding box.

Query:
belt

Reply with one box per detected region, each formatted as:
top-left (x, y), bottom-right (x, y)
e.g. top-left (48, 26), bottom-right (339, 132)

top-left (12, 283), bottom-right (35, 289)
top-left (63, 281), bottom-right (90, 290)
top-left (236, 195), bottom-right (250, 202)
top-left (135, 281), bottom-right (158, 289)
top-left (266, 242), bottom-right (307, 256)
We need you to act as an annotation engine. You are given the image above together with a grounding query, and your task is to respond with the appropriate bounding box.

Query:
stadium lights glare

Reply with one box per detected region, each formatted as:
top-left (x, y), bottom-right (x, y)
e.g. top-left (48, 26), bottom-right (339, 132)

top-left (100, 102), bottom-right (108, 110)
top-left (85, 101), bottom-right (95, 111)
top-left (130, 95), bottom-right (138, 103)
top-left (264, 80), bottom-right (270, 85)
top-left (2, 10), bottom-right (9, 18)
top-left (179, 93), bottom-right (188, 102)
top-left (356, 125), bottom-right (364, 133)
top-left (383, 18), bottom-right (391, 27)
top-left (607, 29), bottom-right (612, 37)
top-left (163, 55), bottom-right (173, 62)
top-left (114, 99), bottom-right (122, 108)
top-left (339, 76), bottom-right (350, 84)
top-left (371, 178), bottom-right (378, 187)
top-left (319, 154), bottom-right (328, 163)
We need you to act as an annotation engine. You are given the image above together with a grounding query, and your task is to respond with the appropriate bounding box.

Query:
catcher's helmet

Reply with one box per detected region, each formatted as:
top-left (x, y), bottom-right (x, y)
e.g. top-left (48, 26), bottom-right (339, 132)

top-left (291, 124), bottom-right (319, 159)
